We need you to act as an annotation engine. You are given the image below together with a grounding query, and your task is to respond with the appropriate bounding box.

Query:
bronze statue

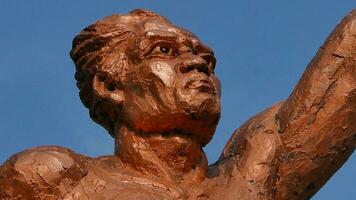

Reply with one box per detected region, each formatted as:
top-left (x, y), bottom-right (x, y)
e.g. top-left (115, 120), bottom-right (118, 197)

top-left (0, 9), bottom-right (355, 200)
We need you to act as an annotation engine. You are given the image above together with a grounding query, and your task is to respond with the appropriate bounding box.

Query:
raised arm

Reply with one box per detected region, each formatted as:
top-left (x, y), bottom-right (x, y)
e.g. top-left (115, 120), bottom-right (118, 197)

top-left (217, 10), bottom-right (356, 200)
top-left (274, 10), bottom-right (356, 199)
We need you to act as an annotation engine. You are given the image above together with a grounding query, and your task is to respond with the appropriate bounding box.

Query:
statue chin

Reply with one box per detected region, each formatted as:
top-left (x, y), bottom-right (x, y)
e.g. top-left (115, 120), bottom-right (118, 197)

top-left (124, 100), bottom-right (219, 145)
top-left (175, 96), bottom-right (220, 144)
top-left (177, 90), bottom-right (221, 121)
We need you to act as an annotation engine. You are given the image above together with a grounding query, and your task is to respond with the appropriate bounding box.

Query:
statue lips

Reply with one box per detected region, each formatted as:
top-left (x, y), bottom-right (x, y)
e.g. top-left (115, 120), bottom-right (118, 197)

top-left (184, 76), bottom-right (215, 95)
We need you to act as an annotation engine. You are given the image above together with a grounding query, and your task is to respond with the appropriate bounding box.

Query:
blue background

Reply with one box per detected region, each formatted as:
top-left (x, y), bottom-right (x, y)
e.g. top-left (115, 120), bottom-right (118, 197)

top-left (0, 1), bottom-right (355, 199)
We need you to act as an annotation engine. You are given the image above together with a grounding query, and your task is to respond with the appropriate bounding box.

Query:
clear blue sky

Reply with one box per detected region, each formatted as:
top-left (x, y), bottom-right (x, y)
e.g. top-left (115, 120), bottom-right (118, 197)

top-left (0, 1), bottom-right (354, 199)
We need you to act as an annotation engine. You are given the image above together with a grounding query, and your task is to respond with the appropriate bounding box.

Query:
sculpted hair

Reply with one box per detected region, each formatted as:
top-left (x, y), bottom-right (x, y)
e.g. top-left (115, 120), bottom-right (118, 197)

top-left (70, 9), bottom-right (167, 137)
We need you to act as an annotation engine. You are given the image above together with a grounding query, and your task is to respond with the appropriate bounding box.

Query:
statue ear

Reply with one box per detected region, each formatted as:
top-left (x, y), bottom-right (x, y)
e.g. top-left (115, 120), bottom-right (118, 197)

top-left (92, 75), bottom-right (124, 107)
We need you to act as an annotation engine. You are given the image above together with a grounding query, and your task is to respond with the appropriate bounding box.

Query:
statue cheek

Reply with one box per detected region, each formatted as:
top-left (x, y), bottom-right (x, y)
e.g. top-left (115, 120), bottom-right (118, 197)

top-left (150, 61), bottom-right (175, 87)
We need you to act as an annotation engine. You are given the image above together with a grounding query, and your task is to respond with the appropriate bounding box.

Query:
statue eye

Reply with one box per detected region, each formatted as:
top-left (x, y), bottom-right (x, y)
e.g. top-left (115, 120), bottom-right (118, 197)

top-left (150, 45), bottom-right (177, 57)
top-left (160, 46), bottom-right (170, 54)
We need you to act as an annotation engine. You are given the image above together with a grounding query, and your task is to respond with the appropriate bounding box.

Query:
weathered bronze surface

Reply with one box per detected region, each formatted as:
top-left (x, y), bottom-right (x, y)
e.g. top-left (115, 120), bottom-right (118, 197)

top-left (0, 9), bottom-right (355, 200)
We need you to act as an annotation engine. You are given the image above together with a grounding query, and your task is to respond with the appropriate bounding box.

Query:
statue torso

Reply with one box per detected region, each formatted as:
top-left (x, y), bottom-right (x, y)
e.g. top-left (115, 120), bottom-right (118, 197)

top-left (0, 146), bottom-right (260, 200)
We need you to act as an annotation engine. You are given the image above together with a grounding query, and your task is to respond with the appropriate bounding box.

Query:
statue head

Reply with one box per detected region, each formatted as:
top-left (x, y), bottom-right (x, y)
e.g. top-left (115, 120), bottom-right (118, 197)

top-left (70, 9), bottom-right (221, 145)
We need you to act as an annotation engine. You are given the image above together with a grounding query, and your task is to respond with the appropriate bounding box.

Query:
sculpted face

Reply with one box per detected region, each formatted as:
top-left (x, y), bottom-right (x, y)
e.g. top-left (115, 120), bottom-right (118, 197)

top-left (121, 18), bottom-right (221, 144)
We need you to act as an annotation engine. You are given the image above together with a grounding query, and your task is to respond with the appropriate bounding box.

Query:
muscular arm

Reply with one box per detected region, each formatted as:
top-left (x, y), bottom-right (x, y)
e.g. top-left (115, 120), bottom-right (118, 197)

top-left (218, 10), bottom-right (356, 200)
top-left (0, 146), bottom-right (87, 199)
top-left (274, 10), bottom-right (356, 199)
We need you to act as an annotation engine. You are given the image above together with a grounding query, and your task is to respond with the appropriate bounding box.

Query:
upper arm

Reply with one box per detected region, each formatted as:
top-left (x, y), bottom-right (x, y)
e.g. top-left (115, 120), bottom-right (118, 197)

top-left (0, 146), bottom-right (87, 199)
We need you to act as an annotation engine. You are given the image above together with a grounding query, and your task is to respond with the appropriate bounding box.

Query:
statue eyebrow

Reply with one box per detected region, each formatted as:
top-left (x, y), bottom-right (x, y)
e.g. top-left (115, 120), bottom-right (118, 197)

top-left (138, 32), bottom-right (178, 51)
top-left (141, 31), bottom-right (177, 43)
top-left (139, 31), bottom-right (213, 56)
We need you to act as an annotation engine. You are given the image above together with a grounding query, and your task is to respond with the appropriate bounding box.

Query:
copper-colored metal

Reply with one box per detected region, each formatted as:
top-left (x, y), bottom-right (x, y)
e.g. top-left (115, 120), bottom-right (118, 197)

top-left (0, 9), bottom-right (355, 200)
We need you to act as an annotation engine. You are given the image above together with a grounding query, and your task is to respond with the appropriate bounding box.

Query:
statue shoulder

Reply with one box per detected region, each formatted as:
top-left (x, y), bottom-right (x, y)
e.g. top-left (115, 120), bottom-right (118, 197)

top-left (0, 146), bottom-right (88, 199)
top-left (213, 102), bottom-right (284, 198)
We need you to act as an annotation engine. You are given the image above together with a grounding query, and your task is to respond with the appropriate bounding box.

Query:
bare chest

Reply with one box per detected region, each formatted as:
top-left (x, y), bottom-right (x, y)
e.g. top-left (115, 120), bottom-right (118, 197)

top-left (61, 171), bottom-right (180, 200)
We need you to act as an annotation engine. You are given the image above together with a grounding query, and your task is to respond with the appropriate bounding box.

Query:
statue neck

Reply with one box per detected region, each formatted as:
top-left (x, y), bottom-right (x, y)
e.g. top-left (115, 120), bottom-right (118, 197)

top-left (114, 125), bottom-right (208, 183)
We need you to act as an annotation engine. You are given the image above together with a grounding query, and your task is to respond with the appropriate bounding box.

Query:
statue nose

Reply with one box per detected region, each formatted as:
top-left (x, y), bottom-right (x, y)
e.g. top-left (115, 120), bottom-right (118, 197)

top-left (179, 55), bottom-right (210, 76)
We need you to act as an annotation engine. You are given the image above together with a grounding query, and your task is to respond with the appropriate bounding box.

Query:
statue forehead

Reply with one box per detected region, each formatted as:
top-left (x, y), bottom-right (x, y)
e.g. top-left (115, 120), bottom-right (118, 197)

top-left (137, 19), bottom-right (201, 44)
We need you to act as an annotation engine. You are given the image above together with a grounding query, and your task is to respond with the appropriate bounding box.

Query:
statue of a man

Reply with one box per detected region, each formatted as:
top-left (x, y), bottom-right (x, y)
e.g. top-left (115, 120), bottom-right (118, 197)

top-left (0, 9), bottom-right (355, 200)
